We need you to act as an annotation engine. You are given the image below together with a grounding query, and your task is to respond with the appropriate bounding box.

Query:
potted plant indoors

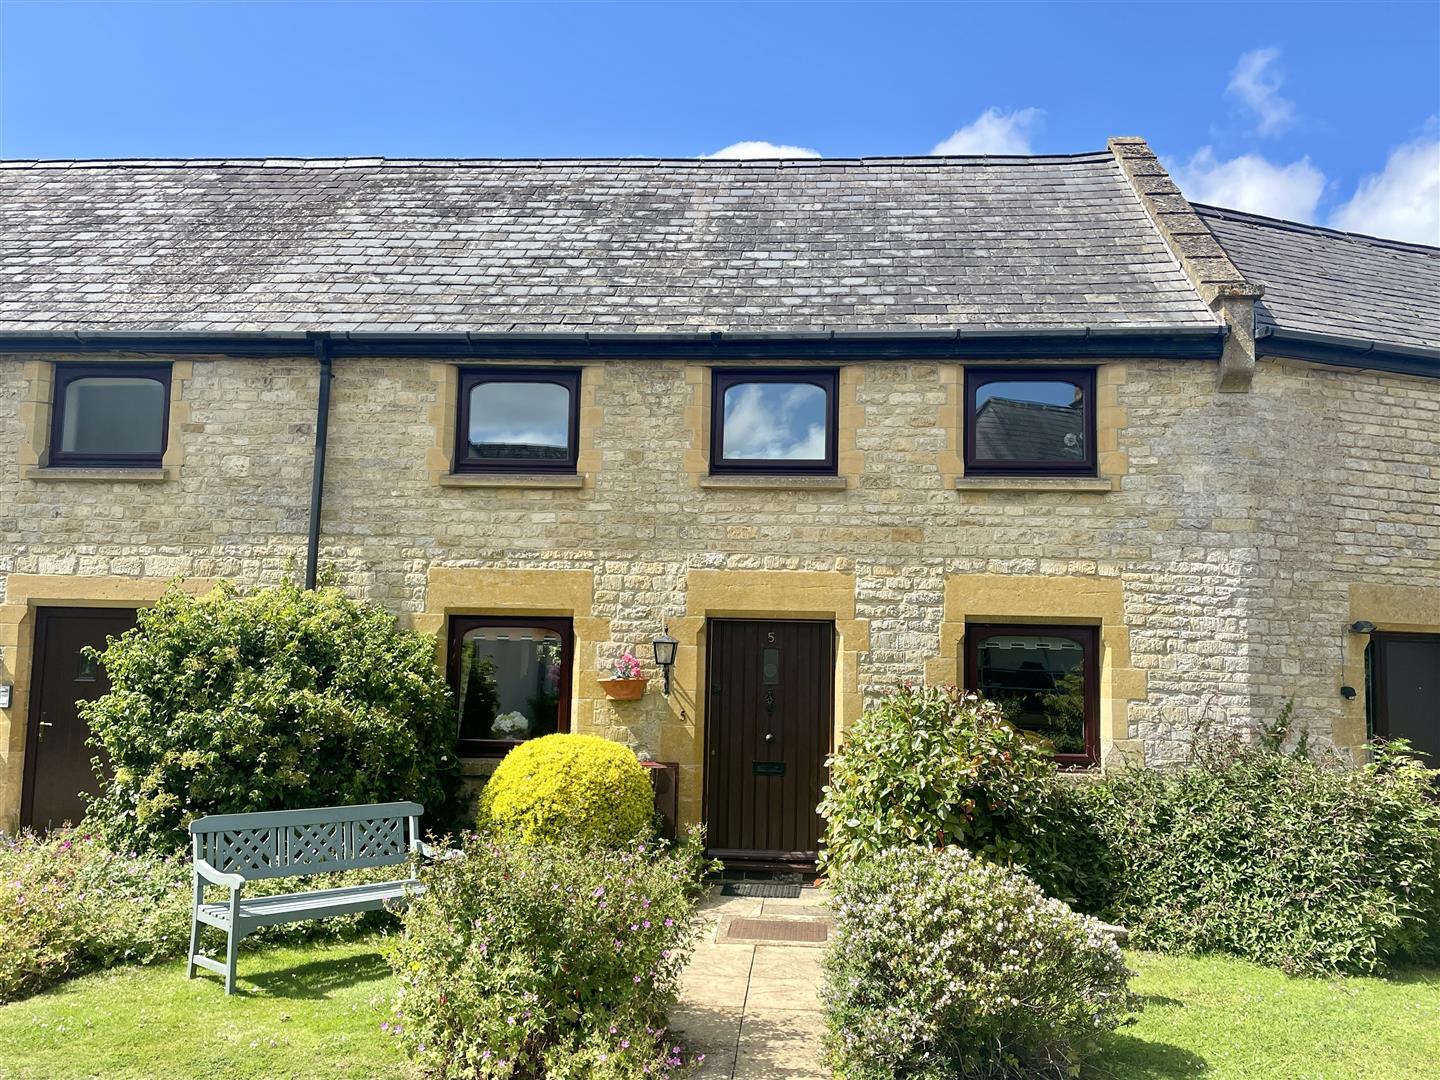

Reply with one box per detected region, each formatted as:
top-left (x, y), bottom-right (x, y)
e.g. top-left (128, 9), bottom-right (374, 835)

top-left (599, 650), bottom-right (648, 700)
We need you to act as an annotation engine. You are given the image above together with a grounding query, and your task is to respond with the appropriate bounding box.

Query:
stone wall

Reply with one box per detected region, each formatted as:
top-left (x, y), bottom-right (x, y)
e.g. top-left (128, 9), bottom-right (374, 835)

top-left (3, 352), bottom-right (1437, 830)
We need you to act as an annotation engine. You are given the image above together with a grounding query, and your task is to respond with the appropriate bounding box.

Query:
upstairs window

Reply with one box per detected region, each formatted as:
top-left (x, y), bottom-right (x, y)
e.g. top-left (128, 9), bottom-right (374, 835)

top-left (711, 369), bottom-right (838, 475)
top-left (449, 616), bottom-right (573, 755)
top-left (964, 367), bottom-right (1095, 476)
top-left (49, 363), bottom-right (170, 469)
top-left (456, 367), bottom-right (580, 473)
top-left (964, 624), bottom-right (1099, 768)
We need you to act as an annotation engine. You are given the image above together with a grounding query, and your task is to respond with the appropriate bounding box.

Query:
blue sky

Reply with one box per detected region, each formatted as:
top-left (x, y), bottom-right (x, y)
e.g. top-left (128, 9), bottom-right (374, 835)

top-left (1, 1), bottom-right (1436, 241)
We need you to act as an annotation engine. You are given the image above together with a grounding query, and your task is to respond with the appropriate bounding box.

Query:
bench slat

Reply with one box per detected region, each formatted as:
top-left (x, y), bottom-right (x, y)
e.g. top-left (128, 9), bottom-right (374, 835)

top-left (190, 801), bottom-right (423, 833)
top-left (196, 879), bottom-right (421, 932)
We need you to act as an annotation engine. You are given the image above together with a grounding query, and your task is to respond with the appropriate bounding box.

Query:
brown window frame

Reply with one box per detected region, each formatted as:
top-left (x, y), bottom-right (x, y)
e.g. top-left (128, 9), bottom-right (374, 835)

top-left (448, 615), bottom-right (574, 757)
top-left (454, 366), bottom-right (581, 474)
top-left (48, 362), bottom-right (172, 469)
top-left (963, 622), bottom-right (1100, 768)
top-left (710, 368), bottom-right (840, 476)
top-left (963, 366), bottom-right (1097, 477)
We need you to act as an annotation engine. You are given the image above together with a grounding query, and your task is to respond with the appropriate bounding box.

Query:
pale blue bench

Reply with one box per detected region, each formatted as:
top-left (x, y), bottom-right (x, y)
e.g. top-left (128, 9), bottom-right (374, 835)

top-left (187, 801), bottom-right (430, 994)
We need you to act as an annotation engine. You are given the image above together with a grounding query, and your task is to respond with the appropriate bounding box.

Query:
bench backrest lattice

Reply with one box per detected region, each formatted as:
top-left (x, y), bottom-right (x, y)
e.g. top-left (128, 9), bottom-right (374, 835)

top-left (189, 801), bottom-right (423, 881)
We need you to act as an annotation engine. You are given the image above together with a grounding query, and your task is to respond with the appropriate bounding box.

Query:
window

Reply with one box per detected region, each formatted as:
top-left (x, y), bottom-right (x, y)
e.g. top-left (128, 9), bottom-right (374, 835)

top-left (710, 369), bottom-right (838, 475)
top-left (49, 363), bottom-right (170, 468)
top-left (449, 616), bottom-right (573, 755)
top-left (456, 368), bottom-right (580, 473)
top-left (964, 624), bottom-right (1099, 767)
top-left (964, 367), bottom-right (1095, 476)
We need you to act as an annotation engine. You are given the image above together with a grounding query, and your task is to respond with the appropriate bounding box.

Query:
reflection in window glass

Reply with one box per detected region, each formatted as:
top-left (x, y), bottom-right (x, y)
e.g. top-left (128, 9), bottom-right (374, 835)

top-left (456, 625), bottom-right (565, 743)
top-left (972, 379), bottom-right (1086, 463)
top-left (60, 377), bottom-right (166, 456)
top-left (721, 382), bottom-right (828, 460)
top-left (467, 381), bottom-right (571, 461)
top-left (974, 633), bottom-right (1088, 756)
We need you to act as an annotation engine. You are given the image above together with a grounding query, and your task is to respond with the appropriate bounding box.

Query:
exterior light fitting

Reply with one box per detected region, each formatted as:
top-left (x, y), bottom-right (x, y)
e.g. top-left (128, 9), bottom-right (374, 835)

top-left (1350, 620), bottom-right (1377, 634)
top-left (651, 631), bottom-right (679, 696)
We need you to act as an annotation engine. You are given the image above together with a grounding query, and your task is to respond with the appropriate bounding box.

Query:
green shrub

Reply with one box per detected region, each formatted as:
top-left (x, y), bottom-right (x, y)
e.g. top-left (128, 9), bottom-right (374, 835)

top-left (0, 829), bottom-right (189, 1002)
top-left (82, 579), bottom-right (462, 854)
top-left (824, 846), bottom-right (1137, 1080)
top-left (478, 733), bottom-right (655, 847)
top-left (386, 832), bottom-right (711, 1079)
top-left (818, 686), bottom-right (1106, 908)
top-left (1086, 738), bottom-right (1440, 975)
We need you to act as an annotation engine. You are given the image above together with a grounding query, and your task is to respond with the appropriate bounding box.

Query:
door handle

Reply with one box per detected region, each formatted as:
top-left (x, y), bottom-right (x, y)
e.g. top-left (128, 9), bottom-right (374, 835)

top-left (764, 732), bottom-right (774, 742)
top-left (38, 714), bottom-right (52, 741)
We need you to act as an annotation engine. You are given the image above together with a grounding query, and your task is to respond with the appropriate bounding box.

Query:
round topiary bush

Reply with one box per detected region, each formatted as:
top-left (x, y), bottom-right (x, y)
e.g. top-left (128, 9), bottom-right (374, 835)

top-left (823, 846), bottom-right (1138, 1080)
top-left (478, 733), bottom-right (654, 846)
top-left (82, 579), bottom-right (463, 854)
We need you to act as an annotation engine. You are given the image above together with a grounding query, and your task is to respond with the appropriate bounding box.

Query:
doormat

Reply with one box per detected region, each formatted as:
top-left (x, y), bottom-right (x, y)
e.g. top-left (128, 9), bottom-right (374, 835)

top-left (720, 882), bottom-right (803, 899)
top-left (724, 917), bottom-right (829, 943)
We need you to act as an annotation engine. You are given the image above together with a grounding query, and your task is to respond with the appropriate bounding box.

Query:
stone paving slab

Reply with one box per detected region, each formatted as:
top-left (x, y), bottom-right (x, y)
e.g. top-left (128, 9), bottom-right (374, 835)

top-left (674, 888), bottom-right (832, 1080)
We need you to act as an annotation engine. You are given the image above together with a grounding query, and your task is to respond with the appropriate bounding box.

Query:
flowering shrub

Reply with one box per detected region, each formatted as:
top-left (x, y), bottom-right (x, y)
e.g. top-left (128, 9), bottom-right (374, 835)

top-left (818, 685), bottom-right (1106, 909)
top-left (0, 829), bottom-right (189, 1002)
top-left (386, 832), bottom-right (711, 1078)
top-left (823, 846), bottom-right (1137, 1080)
top-left (611, 650), bottom-right (645, 681)
top-left (82, 579), bottom-right (463, 854)
top-left (478, 733), bottom-right (656, 847)
top-left (1085, 737), bottom-right (1440, 975)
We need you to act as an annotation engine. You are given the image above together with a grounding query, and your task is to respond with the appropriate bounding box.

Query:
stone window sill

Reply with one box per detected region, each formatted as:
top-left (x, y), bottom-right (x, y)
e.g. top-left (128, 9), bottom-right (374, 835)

top-left (22, 466), bottom-right (172, 483)
top-left (439, 473), bottom-right (585, 489)
top-left (954, 476), bottom-right (1115, 494)
top-left (700, 475), bottom-right (849, 491)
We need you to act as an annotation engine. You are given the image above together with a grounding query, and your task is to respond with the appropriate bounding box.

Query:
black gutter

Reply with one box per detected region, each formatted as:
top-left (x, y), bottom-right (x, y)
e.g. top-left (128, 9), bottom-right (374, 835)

top-left (303, 332), bottom-right (333, 591)
top-left (1256, 327), bottom-right (1440, 379)
top-left (0, 326), bottom-right (1226, 362)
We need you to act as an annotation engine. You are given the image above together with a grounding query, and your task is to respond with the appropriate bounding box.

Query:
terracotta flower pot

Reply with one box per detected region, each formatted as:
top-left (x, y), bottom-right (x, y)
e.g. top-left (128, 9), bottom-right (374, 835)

top-left (599, 677), bottom-right (647, 701)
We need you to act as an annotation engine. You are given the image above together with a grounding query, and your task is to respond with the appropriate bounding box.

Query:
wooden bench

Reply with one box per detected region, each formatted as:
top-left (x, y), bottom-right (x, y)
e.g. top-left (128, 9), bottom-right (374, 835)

top-left (187, 801), bottom-right (429, 994)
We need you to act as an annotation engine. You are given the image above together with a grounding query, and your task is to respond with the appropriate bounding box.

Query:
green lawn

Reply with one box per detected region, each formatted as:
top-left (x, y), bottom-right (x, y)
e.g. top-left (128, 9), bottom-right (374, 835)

top-left (1093, 952), bottom-right (1440, 1080)
top-left (1, 941), bottom-right (1436, 1079)
top-left (0, 938), bottom-right (409, 1080)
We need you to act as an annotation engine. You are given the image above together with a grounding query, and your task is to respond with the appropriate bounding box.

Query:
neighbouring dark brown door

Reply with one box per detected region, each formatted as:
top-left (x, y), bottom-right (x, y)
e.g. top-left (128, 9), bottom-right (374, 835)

top-left (1372, 632), bottom-right (1440, 763)
top-left (705, 619), bottom-right (834, 863)
top-left (22, 608), bottom-right (136, 829)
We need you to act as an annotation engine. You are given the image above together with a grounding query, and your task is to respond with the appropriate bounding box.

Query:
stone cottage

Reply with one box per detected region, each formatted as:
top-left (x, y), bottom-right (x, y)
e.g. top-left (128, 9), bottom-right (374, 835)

top-left (2, 137), bottom-right (1437, 863)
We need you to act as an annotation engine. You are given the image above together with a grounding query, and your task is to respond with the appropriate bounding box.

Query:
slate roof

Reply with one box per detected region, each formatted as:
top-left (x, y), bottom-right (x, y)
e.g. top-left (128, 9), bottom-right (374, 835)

top-left (973, 397), bottom-right (1087, 463)
top-left (1196, 204), bottom-right (1440, 354)
top-left (0, 155), bottom-right (1217, 335)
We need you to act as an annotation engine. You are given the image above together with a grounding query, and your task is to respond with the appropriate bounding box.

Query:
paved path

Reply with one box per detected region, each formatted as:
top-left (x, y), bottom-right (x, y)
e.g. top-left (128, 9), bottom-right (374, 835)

top-left (672, 888), bottom-right (832, 1080)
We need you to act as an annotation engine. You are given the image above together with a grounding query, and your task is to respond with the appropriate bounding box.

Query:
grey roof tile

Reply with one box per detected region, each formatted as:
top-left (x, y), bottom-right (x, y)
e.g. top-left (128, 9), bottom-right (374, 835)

top-left (0, 154), bottom-right (1219, 335)
top-left (1197, 204), bottom-right (1440, 353)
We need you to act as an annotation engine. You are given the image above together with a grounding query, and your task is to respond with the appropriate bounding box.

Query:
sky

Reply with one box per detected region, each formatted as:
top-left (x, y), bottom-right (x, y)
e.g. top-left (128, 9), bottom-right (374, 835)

top-left (0, 0), bottom-right (1437, 243)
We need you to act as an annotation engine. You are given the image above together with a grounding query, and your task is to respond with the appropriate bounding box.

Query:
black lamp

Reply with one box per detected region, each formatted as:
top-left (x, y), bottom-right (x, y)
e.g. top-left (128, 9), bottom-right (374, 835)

top-left (651, 631), bottom-right (678, 696)
top-left (1350, 620), bottom-right (1377, 634)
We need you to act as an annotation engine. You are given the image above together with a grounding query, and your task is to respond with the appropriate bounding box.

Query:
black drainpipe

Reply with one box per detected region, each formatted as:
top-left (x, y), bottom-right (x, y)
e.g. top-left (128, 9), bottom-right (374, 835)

top-left (304, 332), bottom-right (333, 590)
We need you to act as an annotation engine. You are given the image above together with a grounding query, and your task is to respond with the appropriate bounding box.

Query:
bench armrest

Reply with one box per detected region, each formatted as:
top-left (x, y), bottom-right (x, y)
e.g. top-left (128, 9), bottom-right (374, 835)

top-left (194, 859), bottom-right (246, 890)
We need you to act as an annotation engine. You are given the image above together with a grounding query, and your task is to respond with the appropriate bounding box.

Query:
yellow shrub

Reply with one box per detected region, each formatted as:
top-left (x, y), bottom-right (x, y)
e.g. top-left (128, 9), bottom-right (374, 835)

top-left (478, 734), bottom-right (654, 846)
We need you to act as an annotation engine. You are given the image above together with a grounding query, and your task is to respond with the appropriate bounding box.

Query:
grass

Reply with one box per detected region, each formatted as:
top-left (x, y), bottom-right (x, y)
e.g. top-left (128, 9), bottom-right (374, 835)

top-left (0, 937), bottom-right (408, 1080)
top-left (1, 940), bottom-right (1436, 1079)
top-left (1093, 952), bottom-right (1440, 1080)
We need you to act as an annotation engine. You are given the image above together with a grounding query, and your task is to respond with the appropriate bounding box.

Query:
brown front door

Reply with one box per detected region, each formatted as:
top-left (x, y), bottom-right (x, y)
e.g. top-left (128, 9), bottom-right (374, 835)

top-left (1372, 632), bottom-right (1440, 763)
top-left (705, 619), bottom-right (834, 863)
top-left (22, 608), bottom-right (137, 829)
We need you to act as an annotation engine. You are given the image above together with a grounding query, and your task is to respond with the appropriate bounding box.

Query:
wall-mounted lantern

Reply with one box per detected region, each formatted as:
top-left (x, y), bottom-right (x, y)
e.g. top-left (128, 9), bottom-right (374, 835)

top-left (1350, 620), bottom-right (1377, 634)
top-left (651, 631), bottom-right (678, 696)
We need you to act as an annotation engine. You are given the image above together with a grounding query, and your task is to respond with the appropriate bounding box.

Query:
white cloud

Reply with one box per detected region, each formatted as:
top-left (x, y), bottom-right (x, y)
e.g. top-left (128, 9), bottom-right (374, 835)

top-left (1172, 146), bottom-right (1325, 221)
top-left (930, 107), bottom-right (1043, 156)
top-left (1227, 47), bottom-right (1295, 136)
top-left (1330, 132), bottom-right (1440, 245)
top-left (704, 140), bottom-right (821, 160)
top-left (722, 383), bottom-right (827, 460)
